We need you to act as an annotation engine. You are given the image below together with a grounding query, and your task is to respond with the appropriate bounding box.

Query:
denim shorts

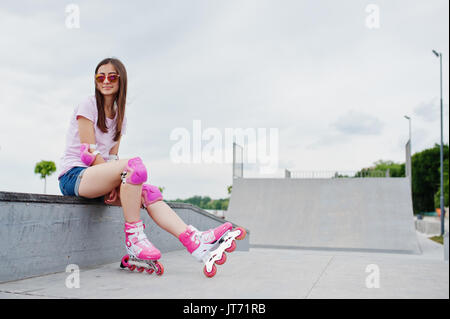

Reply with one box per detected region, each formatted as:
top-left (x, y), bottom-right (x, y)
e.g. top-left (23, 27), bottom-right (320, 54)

top-left (59, 167), bottom-right (87, 196)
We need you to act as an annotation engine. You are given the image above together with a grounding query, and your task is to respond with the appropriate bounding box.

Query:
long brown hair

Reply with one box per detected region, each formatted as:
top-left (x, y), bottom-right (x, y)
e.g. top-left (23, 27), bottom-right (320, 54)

top-left (94, 57), bottom-right (127, 142)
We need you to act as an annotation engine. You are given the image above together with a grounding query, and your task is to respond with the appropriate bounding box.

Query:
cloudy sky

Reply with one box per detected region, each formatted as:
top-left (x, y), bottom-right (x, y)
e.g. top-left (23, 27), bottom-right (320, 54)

top-left (0, 0), bottom-right (448, 199)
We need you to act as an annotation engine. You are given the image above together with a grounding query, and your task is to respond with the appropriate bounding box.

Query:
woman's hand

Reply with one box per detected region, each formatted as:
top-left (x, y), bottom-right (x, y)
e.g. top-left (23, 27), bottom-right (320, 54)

top-left (104, 186), bottom-right (121, 206)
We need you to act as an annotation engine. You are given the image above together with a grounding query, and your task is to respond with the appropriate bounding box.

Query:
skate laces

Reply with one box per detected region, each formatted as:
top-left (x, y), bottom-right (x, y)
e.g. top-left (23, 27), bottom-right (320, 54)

top-left (188, 226), bottom-right (215, 244)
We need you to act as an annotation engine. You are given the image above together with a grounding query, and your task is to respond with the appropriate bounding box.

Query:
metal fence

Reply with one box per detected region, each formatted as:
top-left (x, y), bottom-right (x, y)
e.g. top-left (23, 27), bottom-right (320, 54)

top-left (287, 170), bottom-right (389, 179)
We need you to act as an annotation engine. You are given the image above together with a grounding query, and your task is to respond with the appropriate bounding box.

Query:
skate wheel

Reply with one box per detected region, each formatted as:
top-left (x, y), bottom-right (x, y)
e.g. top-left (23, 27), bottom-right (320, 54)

top-left (225, 240), bottom-right (237, 253)
top-left (235, 227), bottom-right (246, 240)
top-left (120, 255), bottom-right (130, 268)
top-left (128, 265), bottom-right (136, 271)
top-left (155, 261), bottom-right (164, 276)
top-left (146, 268), bottom-right (155, 275)
top-left (215, 252), bottom-right (227, 265)
top-left (137, 267), bottom-right (145, 273)
top-left (203, 264), bottom-right (217, 278)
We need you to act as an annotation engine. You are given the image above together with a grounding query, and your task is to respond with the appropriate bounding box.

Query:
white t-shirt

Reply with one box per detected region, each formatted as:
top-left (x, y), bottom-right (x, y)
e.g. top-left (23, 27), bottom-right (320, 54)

top-left (58, 95), bottom-right (127, 178)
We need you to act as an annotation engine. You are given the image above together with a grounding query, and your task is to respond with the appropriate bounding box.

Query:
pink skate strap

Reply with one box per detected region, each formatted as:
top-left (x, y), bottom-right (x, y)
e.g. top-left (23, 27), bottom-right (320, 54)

top-left (178, 225), bottom-right (200, 253)
top-left (124, 221), bottom-right (145, 234)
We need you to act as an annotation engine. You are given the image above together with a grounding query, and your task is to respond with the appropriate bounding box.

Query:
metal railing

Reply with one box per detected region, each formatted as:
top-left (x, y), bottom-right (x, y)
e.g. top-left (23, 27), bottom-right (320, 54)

top-left (287, 170), bottom-right (389, 179)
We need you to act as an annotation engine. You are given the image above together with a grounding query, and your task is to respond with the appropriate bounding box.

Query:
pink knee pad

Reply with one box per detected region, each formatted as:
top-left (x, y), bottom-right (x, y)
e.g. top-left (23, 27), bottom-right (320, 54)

top-left (121, 157), bottom-right (148, 185)
top-left (141, 184), bottom-right (163, 208)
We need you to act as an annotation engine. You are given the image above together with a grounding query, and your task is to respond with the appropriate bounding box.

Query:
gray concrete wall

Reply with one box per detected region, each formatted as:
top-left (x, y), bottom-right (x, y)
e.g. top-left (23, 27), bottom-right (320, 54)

top-left (0, 192), bottom-right (249, 283)
top-left (227, 178), bottom-right (419, 254)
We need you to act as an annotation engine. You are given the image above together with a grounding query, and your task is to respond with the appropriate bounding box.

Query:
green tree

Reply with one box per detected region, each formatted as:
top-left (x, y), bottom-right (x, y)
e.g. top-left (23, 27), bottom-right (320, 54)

top-left (412, 144), bottom-right (449, 214)
top-left (355, 160), bottom-right (405, 178)
top-left (434, 157), bottom-right (449, 208)
top-left (220, 198), bottom-right (229, 210)
top-left (34, 160), bottom-right (56, 194)
top-left (172, 195), bottom-right (230, 210)
top-left (373, 160), bottom-right (405, 177)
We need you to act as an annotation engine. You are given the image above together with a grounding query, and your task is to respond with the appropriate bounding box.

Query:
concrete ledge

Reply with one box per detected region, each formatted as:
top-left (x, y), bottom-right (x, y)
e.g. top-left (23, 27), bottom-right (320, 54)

top-left (415, 219), bottom-right (442, 236)
top-left (415, 216), bottom-right (449, 236)
top-left (0, 191), bottom-right (249, 283)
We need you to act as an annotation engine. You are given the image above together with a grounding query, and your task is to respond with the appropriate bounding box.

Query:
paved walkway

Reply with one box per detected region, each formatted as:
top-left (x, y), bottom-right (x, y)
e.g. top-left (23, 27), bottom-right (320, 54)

top-left (0, 232), bottom-right (447, 299)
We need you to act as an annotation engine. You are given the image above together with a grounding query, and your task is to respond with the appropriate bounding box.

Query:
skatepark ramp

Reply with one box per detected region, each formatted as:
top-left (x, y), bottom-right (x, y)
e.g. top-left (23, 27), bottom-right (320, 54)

top-left (227, 177), bottom-right (420, 254)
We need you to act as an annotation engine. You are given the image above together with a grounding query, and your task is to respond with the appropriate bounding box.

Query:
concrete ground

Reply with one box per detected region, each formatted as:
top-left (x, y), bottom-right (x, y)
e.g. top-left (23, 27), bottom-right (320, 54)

top-left (0, 231), bottom-right (447, 299)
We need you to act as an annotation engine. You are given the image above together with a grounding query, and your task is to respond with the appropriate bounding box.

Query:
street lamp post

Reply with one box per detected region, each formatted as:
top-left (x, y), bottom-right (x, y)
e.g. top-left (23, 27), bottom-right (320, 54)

top-left (404, 115), bottom-right (412, 149)
top-left (404, 115), bottom-right (412, 184)
top-left (432, 49), bottom-right (445, 237)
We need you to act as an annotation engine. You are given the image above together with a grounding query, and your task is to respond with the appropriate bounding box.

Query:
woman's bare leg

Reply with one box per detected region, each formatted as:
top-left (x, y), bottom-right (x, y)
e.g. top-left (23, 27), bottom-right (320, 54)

top-left (144, 201), bottom-right (188, 238)
top-left (104, 189), bottom-right (188, 237)
top-left (78, 159), bottom-right (143, 223)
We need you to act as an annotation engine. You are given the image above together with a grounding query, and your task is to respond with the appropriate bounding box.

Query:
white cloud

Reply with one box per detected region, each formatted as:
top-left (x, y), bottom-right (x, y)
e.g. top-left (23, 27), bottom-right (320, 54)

top-left (332, 110), bottom-right (384, 136)
top-left (414, 98), bottom-right (440, 122)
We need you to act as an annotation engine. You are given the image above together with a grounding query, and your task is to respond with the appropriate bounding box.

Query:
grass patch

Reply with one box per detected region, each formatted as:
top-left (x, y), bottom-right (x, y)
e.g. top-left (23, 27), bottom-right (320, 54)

top-left (429, 235), bottom-right (444, 245)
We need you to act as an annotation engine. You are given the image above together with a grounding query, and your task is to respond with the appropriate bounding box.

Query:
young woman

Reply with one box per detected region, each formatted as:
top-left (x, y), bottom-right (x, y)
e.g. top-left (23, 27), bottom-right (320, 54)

top-left (58, 57), bottom-right (245, 277)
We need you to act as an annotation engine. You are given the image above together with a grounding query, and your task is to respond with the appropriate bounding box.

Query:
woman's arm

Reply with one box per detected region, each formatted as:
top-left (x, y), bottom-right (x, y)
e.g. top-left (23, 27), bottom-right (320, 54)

top-left (77, 116), bottom-right (106, 166)
top-left (109, 137), bottom-right (121, 159)
top-left (103, 136), bottom-right (123, 206)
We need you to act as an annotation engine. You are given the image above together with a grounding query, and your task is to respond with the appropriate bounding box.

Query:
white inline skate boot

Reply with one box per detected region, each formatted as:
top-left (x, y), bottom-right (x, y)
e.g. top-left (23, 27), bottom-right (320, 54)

top-left (120, 220), bottom-right (164, 276)
top-left (179, 222), bottom-right (246, 277)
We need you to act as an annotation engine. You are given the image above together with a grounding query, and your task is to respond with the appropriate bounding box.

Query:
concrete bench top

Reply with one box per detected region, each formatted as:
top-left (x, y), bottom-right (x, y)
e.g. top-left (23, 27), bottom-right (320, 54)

top-left (0, 191), bottom-right (224, 222)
